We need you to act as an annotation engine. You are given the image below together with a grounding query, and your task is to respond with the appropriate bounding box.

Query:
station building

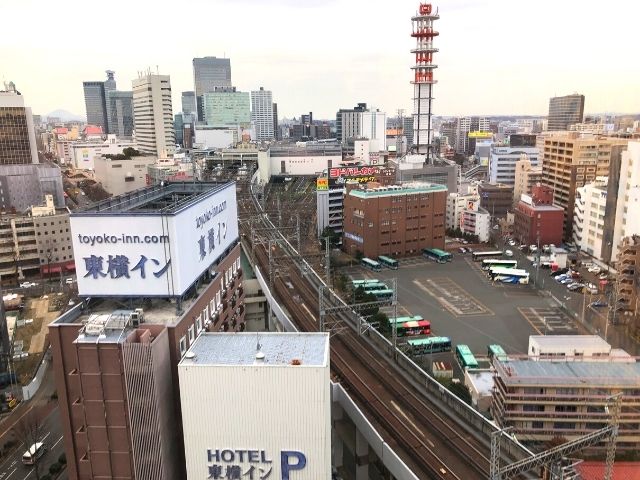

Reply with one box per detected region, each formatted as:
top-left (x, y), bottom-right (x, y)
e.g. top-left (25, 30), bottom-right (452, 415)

top-left (49, 182), bottom-right (244, 480)
top-left (342, 182), bottom-right (446, 258)
top-left (179, 332), bottom-right (331, 480)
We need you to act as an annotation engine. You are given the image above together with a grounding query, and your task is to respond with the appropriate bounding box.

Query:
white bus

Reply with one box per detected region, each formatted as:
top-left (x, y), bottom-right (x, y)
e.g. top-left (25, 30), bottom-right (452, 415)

top-left (22, 442), bottom-right (45, 465)
top-left (472, 250), bottom-right (504, 262)
top-left (489, 267), bottom-right (530, 285)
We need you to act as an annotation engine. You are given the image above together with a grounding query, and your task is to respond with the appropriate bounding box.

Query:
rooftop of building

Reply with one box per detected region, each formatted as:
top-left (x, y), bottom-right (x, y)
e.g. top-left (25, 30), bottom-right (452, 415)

top-left (517, 203), bottom-right (564, 212)
top-left (529, 335), bottom-right (611, 350)
top-left (179, 332), bottom-right (329, 367)
top-left (575, 462), bottom-right (640, 480)
top-left (269, 141), bottom-right (342, 156)
top-left (465, 369), bottom-right (494, 396)
top-left (349, 182), bottom-right (447, 198)
top-left (494, 359), bottom-right (640, 387)
top-left (70, 181), bottom-right (233, 216)
top-left (50, 272), bottom-right (225, 341)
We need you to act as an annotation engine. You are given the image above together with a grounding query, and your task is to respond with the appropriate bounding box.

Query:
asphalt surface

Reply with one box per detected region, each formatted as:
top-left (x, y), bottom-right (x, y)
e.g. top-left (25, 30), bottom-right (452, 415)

top-left (0, 408), bottom-right (65, 480)
top-left (341, 248), bottom-right (640, 358)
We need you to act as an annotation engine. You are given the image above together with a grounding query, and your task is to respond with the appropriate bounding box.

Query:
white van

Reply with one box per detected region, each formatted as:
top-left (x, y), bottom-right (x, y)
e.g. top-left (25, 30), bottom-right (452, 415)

top-left (22, 442), bottom-right (45, 465)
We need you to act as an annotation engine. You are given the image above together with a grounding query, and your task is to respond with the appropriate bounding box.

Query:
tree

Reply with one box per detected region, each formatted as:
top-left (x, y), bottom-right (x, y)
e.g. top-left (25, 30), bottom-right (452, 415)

top-left (320, 227), bottom-right (339, 249)
top-left (122, 147), bottom-right (140, 158)
top-left (353, 287), bottom-right (379, 317)
top-left (370, 311), bottom-right (389, 334)
top-left (12, 406), bottom-right (46, 480)
top-left (354, 250), bottom-right (364, 261)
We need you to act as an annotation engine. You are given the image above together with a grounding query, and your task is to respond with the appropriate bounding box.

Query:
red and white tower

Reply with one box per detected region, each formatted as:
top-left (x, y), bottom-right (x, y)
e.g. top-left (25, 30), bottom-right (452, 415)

top-left (411, 3), bottom-right (439, 162)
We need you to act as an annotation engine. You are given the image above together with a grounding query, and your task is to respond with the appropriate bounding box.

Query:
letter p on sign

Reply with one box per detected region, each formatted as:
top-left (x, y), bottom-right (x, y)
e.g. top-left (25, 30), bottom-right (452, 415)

top-left (281, 451), bottom-right (306, 480)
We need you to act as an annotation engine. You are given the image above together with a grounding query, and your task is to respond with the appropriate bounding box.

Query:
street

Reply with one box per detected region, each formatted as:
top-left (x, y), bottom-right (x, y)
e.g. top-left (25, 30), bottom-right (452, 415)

top-left (0, 408), bottom-right (65, 480)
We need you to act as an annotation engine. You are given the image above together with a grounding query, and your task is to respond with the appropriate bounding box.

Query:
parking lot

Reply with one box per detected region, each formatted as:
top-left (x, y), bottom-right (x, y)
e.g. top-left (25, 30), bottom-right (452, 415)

top-left (340, 253), bottom-right (570, 355)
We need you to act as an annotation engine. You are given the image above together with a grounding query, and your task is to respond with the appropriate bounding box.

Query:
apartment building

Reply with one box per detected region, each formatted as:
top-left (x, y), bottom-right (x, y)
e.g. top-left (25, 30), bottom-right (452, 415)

top-left (0, 195), bottom-right (74, 279)
top-left (573, 177), bottom-right (610, 260)
top-left (491, 357), bottom-right (640, 452)
top-left (541, 134), bottom-right (628, 238)
top-left (342, 182), bottom-right (447, 258)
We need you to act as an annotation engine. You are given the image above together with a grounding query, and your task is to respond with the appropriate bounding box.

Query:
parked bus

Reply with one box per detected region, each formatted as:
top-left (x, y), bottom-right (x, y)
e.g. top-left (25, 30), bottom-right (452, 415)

top-left (22, 442), bottom-right (45, 466)
top-left (389, 316), bottom-right (431, 336)
top-left (489, 267), bottom-right (530, 285)
top-left (408, 336), bottom-right (452, 355)
top-left (351, 279), bottom-right (388, 292)
top-left (423, 248), bottom-right (453, 263)
top-left (378, 255), bottom-right (399, 270)
top-left (371, 288), bottom-right (393, 300)
top-left (455, 344), bottom-right (479, 369)
top-left (488, 344), bottom-right (508, 362)
top-left (471, 250), bottom-right (504, 262)
top-left (361, 257), bottom-right (382, 272)
top-left (481, 259), bottom-right (518, 270)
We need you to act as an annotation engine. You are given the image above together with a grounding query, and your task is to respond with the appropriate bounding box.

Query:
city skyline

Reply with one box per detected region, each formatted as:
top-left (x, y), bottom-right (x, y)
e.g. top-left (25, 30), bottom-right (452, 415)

top-left (2, 0), bottom-right (639, 120)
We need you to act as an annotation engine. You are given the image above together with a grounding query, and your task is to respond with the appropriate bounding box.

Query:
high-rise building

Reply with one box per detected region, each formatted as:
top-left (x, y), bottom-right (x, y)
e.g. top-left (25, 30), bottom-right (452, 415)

top-left (181, 91), bottom-right (197, 115)
top-left (335, 103), bottom-right (386, 151)
top-left (49, 182), bottom-right (243, 480)
top-left (541, 134), bottom-right (627, 238)
top-left (132, 72), bottom-right (176, 156)
top-left (478, 182), bottom-right (514, 218)
top-left (250, 87), bottom-right (274, 141)
top-left (83, 71), bottom-right (116, 133)
top-left (513, 156), bottom-right (543, 207)
top-left (192, 57), bottom-right (232, 120)
top-left (612, 141), bottom-right (640, 260)
top-left (411, 3), bottom-right (439, 161)
top-left (0, 82), bottom-right (39, 165)
top-left (272, 102), bottom-right (279, 140)
top-left (107, 91), bottom-right (134, 137)
top-left (547, 94), bottom-right (585, 131)
top-left (202, 88), bottom-right (250, 127)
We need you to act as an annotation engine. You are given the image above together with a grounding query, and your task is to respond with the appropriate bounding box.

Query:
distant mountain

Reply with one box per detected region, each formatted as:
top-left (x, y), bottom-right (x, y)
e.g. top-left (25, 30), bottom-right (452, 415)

top-left (45, 109), bottom-right (85, 122)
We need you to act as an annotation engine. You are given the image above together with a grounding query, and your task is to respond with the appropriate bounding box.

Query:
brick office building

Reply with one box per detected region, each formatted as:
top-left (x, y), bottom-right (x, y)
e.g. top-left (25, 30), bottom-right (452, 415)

top-left (342, 182), bottom-right (447, 258)
top-left (49, 182), bottom-right (245, 480)
top-left (513, 184), bottom-right (564, 246)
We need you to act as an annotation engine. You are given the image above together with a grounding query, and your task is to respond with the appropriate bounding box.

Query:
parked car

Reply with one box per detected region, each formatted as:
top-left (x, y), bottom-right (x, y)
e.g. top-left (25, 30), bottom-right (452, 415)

top-left (529, 245), bottom-right (538, 252)
top-left (504, 249), bottom-right (514, 257)
top-left (568, 283), bottom-right (585, 292)
top-left (599, 273), bottom-right (609, 280)
top-left (588, 266), bottom-right (601, 274)
top-left (590, 301), bottom-right (608, 308)
top-left (519, 244), bottom-right (527, 250)
top-left (551, 268), bottom-right (569, 277)
top-left (560, 278), bottom-right (573, 285)
top-left (19, 282), bottom-right (32, 288)
top-left (582, 262), bottom-right (594, 268)
top-left (65, 278), bottom-right (74, 285)
top-left (458, 247), bottom-right (467, 254)
top-left (555, 275), bottom-right (569, 282)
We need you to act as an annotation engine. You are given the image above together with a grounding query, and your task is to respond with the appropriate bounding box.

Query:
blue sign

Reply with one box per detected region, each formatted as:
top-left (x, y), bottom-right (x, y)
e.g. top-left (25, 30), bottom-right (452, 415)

top-left (206, 449), bottom-right (307, 480)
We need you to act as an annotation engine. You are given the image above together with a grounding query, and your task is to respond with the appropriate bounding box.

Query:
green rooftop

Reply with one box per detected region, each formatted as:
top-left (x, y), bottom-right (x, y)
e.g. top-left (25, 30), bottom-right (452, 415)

top-left (349, 183), bottom-right (447, 198)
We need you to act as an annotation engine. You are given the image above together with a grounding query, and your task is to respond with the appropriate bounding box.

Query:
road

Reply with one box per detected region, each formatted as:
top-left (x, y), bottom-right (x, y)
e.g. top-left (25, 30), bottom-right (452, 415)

top-left (0, 408), bottom-right (64, 480)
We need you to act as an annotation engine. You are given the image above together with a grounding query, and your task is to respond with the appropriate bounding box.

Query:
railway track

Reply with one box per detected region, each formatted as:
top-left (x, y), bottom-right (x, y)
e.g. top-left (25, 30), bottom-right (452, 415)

top-left (238, 181), bottom-right (491, 479)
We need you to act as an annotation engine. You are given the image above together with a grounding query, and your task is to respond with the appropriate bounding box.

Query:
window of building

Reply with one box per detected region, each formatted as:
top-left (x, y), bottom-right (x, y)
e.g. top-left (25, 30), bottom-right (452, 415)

top-left (179, 336), bottom-right (187, 356)
top-left (188, 325), bottom-right (195, 345)
top-left (216, 290), bottom-right (221, 308)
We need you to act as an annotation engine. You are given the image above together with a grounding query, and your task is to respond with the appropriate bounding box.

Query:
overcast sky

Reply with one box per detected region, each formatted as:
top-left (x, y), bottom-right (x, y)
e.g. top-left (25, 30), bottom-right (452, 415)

top-left (2, 0), bottom-right (638, 120)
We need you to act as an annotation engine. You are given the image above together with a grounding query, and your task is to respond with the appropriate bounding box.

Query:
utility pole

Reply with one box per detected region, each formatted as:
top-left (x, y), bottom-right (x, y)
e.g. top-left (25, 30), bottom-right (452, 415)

top-left (296, 214), bottom-right (301, 253)
top-left (324, 236), bottom-right (331, 287)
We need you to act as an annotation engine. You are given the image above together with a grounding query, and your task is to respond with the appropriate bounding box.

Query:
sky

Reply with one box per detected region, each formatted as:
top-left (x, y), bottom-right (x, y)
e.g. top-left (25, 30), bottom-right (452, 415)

top-left (2, 0), bottom-right (639, 120)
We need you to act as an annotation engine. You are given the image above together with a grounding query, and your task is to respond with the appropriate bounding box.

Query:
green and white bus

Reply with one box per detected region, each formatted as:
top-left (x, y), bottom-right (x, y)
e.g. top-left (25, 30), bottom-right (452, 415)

top-left (361, 257), bottom-right (382, 272)
top-left (423, 248), bottom-right (453, 263)
top-left (377, 255), bottom-right (399, 270)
